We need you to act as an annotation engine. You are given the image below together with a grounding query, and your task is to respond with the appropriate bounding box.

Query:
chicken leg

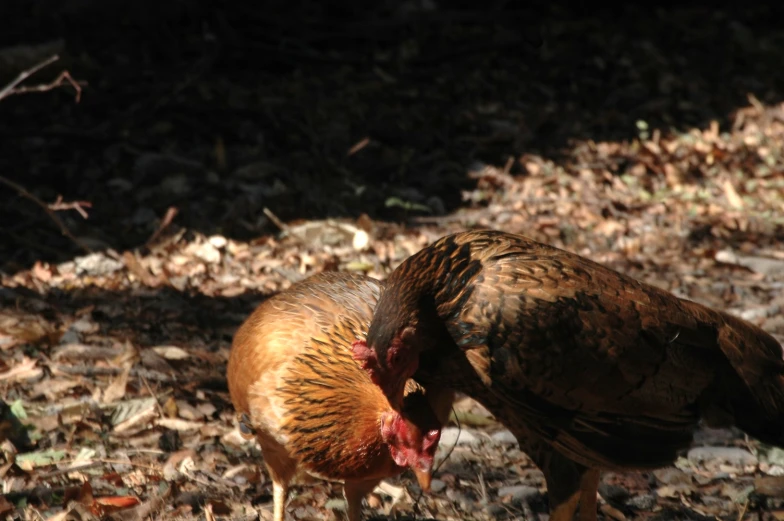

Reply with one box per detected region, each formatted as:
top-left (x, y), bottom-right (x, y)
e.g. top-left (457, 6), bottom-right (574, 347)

top-left (528, 438), bottom-right (601, 521)
top-left (259, 437), bottom-right (298, 521)
top-left (343, 479), bottom-right (382, 521)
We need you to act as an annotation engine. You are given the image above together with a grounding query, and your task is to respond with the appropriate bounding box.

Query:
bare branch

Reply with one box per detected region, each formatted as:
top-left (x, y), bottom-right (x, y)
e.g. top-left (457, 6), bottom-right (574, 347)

top-left (0, 55), bottom-right (59, 100)
top-left (48, 195), bottom-right (93, 219)
top-left (0, 54), bottom-right (86, 103)
top-left (10, 70), bottom-right (86, 102)
top-left (0, 175), bottom-right (92, 254)
top-left (145, 206), bottom-right (179, 248)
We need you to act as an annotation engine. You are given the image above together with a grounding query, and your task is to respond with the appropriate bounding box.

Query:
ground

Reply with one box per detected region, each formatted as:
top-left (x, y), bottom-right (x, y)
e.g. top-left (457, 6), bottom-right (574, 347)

top-left (1, 2), bottom-right (784, 520)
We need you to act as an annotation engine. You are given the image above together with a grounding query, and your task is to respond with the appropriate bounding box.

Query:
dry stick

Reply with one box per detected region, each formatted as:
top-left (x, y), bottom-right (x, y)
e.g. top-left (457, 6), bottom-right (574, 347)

top-left (10, 70), bottom-right (86, 102)
top-left (0, 54), bottom-right (85, 103)
top-left (263, 207), bottom-right (288, 231)
top-left (0, 175), bottom-right (93, 254)
top-left (0, 54), bottom-right (59, 101)
top-left (736, 499), bottom-right (749, 521)
top-left (145, 206), bottom-right (179, 248)
top-left (49, 195), bottom-right (92, 219)
top-left (139, 373), bottom-right (166, 419)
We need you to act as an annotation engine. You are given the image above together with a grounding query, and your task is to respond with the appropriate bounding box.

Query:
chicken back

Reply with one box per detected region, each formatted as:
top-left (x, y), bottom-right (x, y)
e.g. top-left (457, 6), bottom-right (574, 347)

top-left (228, 271), bottom-right (448, 521)
top-left (353, 229), bottom-right (784, 521)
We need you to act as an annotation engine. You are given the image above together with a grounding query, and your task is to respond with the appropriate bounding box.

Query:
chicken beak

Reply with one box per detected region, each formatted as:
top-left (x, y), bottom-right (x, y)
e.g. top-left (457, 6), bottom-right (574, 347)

top-left (413, 467), bottom-right (432, 493)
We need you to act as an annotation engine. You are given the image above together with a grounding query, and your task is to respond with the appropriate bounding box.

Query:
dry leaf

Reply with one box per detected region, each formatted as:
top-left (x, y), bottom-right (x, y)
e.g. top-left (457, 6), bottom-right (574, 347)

top-left (152, 346), bottom-right (190, 360)
top-left (0, 356), bottom-right (43, 382)
top-left (157, 418), bottom-right (203, 432)
top-left (32, 260), bottom-right (52, 282)
top-left (722, 179), bottom-right (744, 209)
top-left (103, 363), bottom-right (133, 404)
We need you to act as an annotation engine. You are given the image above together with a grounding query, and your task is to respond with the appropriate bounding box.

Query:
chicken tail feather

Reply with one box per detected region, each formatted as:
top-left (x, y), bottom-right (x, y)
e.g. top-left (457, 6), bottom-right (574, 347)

top-left (713, 313), bottom-right (784, 448)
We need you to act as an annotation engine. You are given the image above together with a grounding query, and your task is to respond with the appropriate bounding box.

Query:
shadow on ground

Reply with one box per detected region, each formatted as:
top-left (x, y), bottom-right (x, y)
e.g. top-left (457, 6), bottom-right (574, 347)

top-left (1, 0), bottom-right (783, 271)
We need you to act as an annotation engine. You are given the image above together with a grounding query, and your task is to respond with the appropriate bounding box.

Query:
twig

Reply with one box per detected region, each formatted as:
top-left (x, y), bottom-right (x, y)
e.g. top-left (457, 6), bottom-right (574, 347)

top-left (52, 364), bottom-right (175, 383)
top-left (0, 54), bottom-right (85, 103)
top-left (36, 461), bottom-right (104, 479)
top-left (9, 70), bottom-right (86, 103)
top-left (477, 469), bottom-right (488, 507)
top-left (736, 499), bottom-right (748, 521)
top-left (145, 206), bottom-right (179, 247)
top-left (0, 175), bottom-right (92, 254)
top-left (139, 374), bottom-right (166, 418)
top-left (263, 207), bottom-right (288, 231)
top-left (0, 55), bottom-right (58, 101)
top-left (37, 458), bottom-right (162, 477)
top-left (49, 195), bottom-right (92, 219)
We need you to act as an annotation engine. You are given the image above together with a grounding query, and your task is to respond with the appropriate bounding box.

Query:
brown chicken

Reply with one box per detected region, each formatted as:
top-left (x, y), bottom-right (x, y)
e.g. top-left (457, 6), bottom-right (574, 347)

top-left (227, 271), bottom-right (451, 521)
top-left (352, 230), bottom-right (784, 521)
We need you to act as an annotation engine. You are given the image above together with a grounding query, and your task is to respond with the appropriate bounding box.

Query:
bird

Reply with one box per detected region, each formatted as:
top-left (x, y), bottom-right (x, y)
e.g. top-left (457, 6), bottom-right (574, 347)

top-left (227, 271), bottom-right (452, 521)
top-left (351, 229), bottom-right (784, 521)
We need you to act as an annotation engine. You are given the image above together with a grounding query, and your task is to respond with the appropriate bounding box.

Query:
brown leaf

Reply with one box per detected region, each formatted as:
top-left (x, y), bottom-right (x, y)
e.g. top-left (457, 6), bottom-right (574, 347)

top-left (95, 495), bottom-right (142, 510)
top-left (103, 362), bottom-right (133, 404)
top-left (207, 500), bottom-right (232, 516)
top-left (106, 484), bottom-right (171, 521)
top-left (156, 418), bottom-right (203, 432)
top-left (151, 345), bottom-right (190, 360)
top-left (754, 476), bottom-right (784, 498)
top-left (0, 495), bottom-right (13, 516)
top-left (723, 179), bottom-right (744, 210)
top-left (163, 396), bottom-right (179, 418)
top-left (0, 356), bottom-right (43, 382)
top-left (32, 260), bottom-right (52, 281)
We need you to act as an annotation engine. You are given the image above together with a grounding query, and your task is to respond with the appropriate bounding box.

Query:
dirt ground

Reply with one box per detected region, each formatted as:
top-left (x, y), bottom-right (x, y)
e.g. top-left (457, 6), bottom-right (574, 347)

top-left (1, 2), bottom-right (783, 520)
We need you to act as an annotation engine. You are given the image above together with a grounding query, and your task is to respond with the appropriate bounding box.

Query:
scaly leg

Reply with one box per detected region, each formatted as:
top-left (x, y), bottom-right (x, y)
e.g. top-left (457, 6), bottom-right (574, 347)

top-left (259, 438), bottom-right (297, 521)
top-left (272, 479), bottom-right (289, 521)
top-left (579, 469), bottom-right (601, 521)
top-left (529, 444), bottom-right (597, 521)
top-left (343, 479), bottom-right (381, 521)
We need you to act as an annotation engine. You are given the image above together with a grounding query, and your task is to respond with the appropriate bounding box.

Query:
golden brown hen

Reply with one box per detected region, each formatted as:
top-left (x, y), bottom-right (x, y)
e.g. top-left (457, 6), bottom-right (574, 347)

top-left (352, 229), bottom-right (784, 521)
top-left (228, 271), bottom-right (451, 521)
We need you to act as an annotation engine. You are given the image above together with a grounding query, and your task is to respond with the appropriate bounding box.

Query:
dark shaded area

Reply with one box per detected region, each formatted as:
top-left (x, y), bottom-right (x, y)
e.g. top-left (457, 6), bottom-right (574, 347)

top-left (1, 0), bottom-right (784, 272)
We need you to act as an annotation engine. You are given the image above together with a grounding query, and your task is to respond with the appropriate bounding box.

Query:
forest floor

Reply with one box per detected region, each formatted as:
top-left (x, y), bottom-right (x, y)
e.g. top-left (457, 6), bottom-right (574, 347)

top-left (1, 2), bottom-right (784, 520)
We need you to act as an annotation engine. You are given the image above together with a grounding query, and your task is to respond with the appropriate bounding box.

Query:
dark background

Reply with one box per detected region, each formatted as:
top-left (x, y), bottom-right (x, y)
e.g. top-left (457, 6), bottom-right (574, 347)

top-left (2, 0), bottom-right (783, 272)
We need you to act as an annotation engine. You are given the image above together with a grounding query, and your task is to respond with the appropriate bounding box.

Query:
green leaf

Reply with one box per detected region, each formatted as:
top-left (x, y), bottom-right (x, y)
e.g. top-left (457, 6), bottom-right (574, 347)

top-left (384, 197), bottom-right (432, 213)
top-left (10, 399), bottom-right (27, 419)
top-left (16, 449), bottom-right (67, 470)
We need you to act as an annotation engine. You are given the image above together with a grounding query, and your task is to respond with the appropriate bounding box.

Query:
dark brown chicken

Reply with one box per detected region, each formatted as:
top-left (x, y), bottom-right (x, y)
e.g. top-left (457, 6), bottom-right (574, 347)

top-left (228, 271), bottom-right (451, 521)
top-left (352, 230), bottom-right (784, 521)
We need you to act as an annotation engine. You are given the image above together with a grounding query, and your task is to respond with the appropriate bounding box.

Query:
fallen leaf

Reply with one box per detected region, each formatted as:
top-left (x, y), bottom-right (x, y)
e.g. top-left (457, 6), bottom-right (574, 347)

top-left (722, 179), bottom-right (744, 209)
top-left (0, 495), bottom-right (13, 516)
top-left (152, 346), bottom-right (190, 360)
top-left (15, 448), bottom-right (68, 470)
top-left (103, 362), bottom-right (133, 404)
top-left (755, 476), bottom-right (784, 498)
top-left (156, 418), bottom-right (203, 432)
top-left (32, 261), bottom-right (52, 282)
top-left (95, 496), bottom-right (142, 510)
top-left (0, 356), bottom-right (43, 382)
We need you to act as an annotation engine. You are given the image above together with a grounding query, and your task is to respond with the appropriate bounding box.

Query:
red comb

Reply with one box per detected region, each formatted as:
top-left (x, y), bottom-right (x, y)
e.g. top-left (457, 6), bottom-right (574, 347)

top-left (351, 340), bottom-right (382, 385)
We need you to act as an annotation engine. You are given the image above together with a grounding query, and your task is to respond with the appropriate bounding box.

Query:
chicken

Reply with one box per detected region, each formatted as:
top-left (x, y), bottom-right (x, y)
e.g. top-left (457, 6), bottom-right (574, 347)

top-left (227, 271), bottom-right (451, 521)
top-left (352, 229), bottom-right (784, 521)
